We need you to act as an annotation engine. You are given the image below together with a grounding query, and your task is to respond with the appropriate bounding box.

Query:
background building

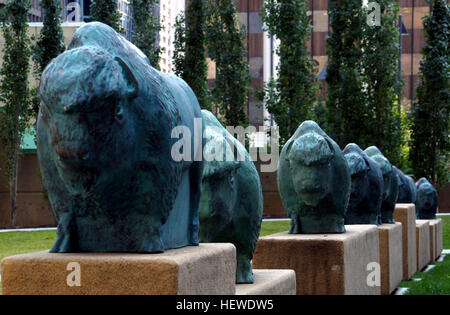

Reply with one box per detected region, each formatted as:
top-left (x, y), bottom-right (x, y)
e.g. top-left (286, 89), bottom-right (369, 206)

top-left (186, 0), bottom-right (433, 126)
top-left (159, 0), bottom-right (185, 73)
top-left (0, 0), bottom-right (43, 21)
top-left (60, 0), bottom-right (184, 72)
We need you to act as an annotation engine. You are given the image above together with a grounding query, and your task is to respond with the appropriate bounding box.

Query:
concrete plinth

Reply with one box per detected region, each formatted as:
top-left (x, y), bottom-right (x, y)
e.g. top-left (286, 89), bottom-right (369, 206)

top-left (1, 244), bottom-right (236, 295)
top-left (377, 223), bottom-right (403, 295)
top-left (416, 220), bottom-right (431, 271)
top-left (235, 270), bottom-right (296, 295)
top-left (394, 204), bottom-right (417, 280)
top-left (252, 225), bottom-right (380, 295)
top-left (435, 218), bottom-right (443, 259)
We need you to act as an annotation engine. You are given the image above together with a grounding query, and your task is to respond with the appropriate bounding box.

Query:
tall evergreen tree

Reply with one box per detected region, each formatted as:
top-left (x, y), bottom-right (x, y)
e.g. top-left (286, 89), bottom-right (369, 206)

top-left (130, 0), bottom-right (163, 69)
top-left (362, 0), bottom-right (404, 166)
top-left (91, 0), bottom-right (122, 32)
top-left (260, 0), bottom-right (318, 143)
top-left (410, 0), bottom-right (449, 186)
top-left (172, 12), bottom-right (186, 78)
top-left (326, 0), bottom-right (370, 148)
top-left (0, 0), bottom-right (33, 227)
top-left (32, 0), bottom-right (65, 118)
top-left (181, 0), bottom-right (210, 110)
top-left (205, 0), bottom-right (250, 126)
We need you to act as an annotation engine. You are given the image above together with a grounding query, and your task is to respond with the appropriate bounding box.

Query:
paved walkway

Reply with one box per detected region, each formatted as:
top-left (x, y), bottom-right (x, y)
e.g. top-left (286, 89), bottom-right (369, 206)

top-left (0, 227), bottom-right (57, 233)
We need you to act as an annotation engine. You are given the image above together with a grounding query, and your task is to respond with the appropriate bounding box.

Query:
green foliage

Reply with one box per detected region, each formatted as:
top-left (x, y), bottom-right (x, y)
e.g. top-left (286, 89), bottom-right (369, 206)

top-left (173, 12), bottom-right (186, 78)
top-left (130, 0), bottom-right (163, 69)
top-left (0, 0), bottom-right (33, 226)
top-left (409, 0), bottom-right (450, 187)
top-left (91, 0), bottom-right (122, 32)
top-left (326, 0), bottom-right (406, 167)
top-left (260, 0), bottom-right (318, 144)
top-left (326, 0), bottom-right (370, 148)
top-left (173, 0), bottom-right (210, 110)
top-left (205, 0), bottom-right (250, 127)
top-left (32, 0), bottom-right (65, 118)
top-left (362, 0), bottom-right (404, 166)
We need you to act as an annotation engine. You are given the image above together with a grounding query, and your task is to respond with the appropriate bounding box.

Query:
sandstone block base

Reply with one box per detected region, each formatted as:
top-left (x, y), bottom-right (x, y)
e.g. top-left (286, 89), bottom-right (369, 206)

top-left (377, 223), bottom-right (403, 295)
top-left (435, 218), bottom-right (443, 259)
top-left (235, 270), bottom-right (296, 295)
top-left (416, 220), bottom-right (431, 271)
top-left (394, 204), bottom-right (417, 280)
top-left (252, 225), bottom-right (380, 295)
top-left (1, 244), bottom-right (236, 295)
top-left (428, 220), bottom-right (437, 261)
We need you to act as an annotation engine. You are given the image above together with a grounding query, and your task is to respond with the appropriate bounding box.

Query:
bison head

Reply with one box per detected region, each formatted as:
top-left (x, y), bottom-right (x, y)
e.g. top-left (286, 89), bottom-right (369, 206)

top-left (344, 151), bottom-right (370, 208)
top-left (38, 46), bottom-right (139, 195)
top-left (365, 146), bottom-right (393, 201)
top-left (287, 132), bottom-right (334, 207)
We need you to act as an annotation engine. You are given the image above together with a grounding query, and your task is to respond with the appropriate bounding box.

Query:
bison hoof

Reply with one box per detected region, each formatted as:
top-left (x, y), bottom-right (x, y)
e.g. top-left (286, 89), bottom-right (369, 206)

top-left (50, 233), bottom-right (77, 253)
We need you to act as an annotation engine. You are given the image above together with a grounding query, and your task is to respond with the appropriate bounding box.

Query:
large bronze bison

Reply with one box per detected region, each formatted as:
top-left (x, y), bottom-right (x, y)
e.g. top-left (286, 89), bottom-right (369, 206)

top-left (38, 22), bottom-right (204, 253)
top-left (416, 178), bottom-right (438, 219)
top-left (198, 110), bottom-right (263, 284)
top-left (278, 121), bottom-right (350, 234)
top-left (365, 146), bottom-right (398, 223)
top-left (343, 143), bottom-right (384, 225)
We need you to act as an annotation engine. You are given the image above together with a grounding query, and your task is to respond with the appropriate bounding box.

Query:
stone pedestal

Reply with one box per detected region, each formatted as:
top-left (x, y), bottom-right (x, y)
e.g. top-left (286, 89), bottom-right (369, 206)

top-left (377, 223), bottom-right (403, 295)
top-left (1, 244), bottom-right (236, 295)
top-left (416, 220), bottom-right (431, 271)
top-left (235, 270), bottom-right (296, 295)
top-left (428, 220), bottom-right (437, 261)
top-left (394, 204), bottom-right (417, 280)
top-left (435, 218), bottom-right (443, 259)
top-left (252, 225), bottom-right (380, 295)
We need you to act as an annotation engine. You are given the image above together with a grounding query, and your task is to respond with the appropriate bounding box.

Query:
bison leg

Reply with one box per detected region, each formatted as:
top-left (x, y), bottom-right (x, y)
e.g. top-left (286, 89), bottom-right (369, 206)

top-left (288, 215), bottom-right (301, 234)
top-left (145, 232), bottom-right (165, 253)
top-left (50, 212), bottom-right (78, 253)
top-left (188, 161), bottom-right (202, 245)
top-left (236, 253), bottom-right (254, 284)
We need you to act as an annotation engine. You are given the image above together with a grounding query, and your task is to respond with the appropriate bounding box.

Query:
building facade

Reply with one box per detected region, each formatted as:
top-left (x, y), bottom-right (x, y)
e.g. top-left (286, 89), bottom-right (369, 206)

top-left (60, 0), bottom-right (183, 72)
top-left (159, 0), bottom-right (185, 73)
top-left (187, 0), bottom-right (434, 126)
top-left (0, 0), bottom-right (43, 22)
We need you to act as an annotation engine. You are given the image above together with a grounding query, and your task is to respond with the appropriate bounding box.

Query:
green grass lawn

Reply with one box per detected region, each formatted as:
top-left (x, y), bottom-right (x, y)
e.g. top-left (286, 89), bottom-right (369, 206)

top-left (0, 215), bottom-right (448, 295)
top-left (399, 254), bottom-right (450, 295)
top-left (260, 220), bottom-right (290, 236)
top-left (397, 215), bottom-right (450, 295)
top-left (0, 230), bottom-right (57, 295)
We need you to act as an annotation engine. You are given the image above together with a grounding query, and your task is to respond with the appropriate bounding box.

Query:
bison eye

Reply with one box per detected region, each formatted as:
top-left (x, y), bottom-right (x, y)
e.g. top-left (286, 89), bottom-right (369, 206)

top-left (114, 105), bottom-right (124, 124)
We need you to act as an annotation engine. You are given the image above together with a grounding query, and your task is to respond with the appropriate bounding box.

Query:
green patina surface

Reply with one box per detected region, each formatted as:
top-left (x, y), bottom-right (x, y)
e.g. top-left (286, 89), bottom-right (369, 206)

top-left (365, 146), bottom-right (398, 224)
top-left (395, 167), bottom-right (417, 204)
top-left (36, 22), bottom-right (203, 253)
top-left (343, 143), bottom-right (384, 225)
top-left (278, 121), bottom-right (351, 234)
top-left (198, 110), bottom-right (263, 284)
top-left (416, 178), bottom-right (439, 219)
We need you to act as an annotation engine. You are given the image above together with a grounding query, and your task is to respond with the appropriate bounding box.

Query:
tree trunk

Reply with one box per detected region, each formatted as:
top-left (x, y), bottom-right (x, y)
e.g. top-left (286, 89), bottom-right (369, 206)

top-left (10, 146), bottom-right (19, 228)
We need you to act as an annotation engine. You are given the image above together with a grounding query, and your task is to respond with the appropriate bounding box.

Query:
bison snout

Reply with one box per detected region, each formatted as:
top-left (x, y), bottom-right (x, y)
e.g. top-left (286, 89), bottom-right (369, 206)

top-left (56, 143), bottom-right (90, 165)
